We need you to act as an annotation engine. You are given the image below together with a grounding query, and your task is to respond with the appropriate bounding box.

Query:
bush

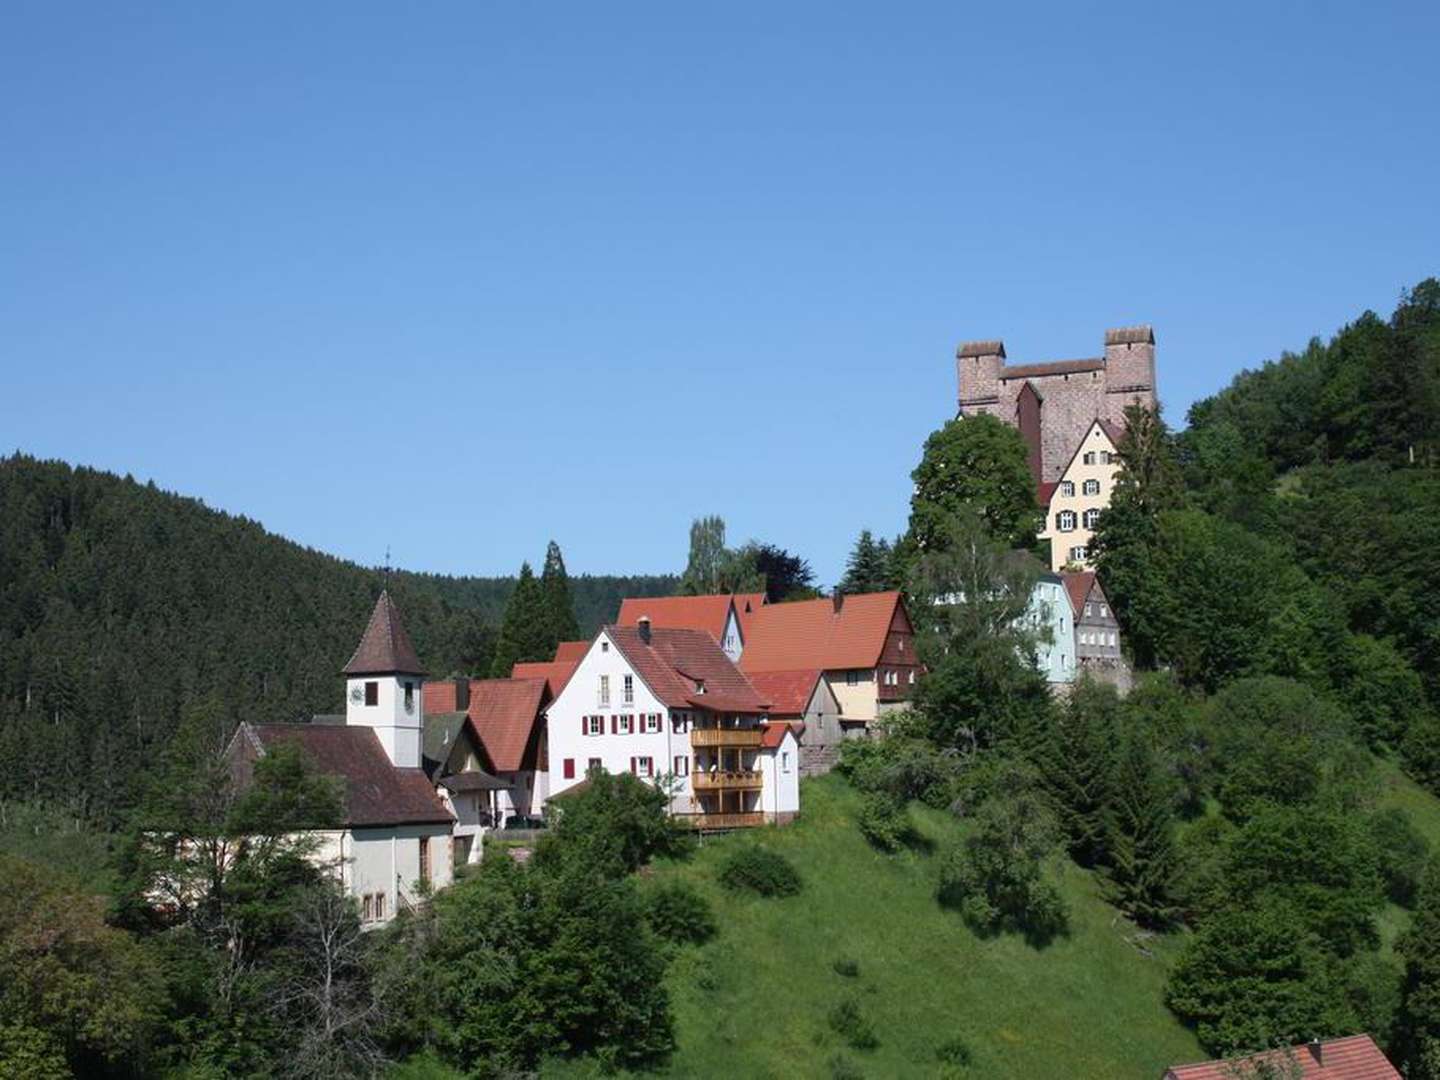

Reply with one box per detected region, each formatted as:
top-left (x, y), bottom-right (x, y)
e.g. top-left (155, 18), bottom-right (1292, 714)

top-left (1368, 807), bottom-right (1431, 907)
top-left (645, 882), bottom-right (716, 945)
top-left (827, 998), bottom-right (879, 1050)
top-left (857, 793), bottom-right (909, 852)
top-left (832, 956), bottom-right (860, 978)
top-left (1403, 713), bottom-right (1440, 796)
top-left (719, 847), bottom-right (802, 897)
top-left (936, 1035), bottom-right (974, 1066)
top-left (828, 1053), bottom-right (865, 1079)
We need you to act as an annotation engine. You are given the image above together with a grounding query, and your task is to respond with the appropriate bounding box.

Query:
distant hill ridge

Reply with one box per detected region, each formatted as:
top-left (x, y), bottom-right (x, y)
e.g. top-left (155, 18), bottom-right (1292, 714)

top-left (0, 454), bottom-right (675, 824)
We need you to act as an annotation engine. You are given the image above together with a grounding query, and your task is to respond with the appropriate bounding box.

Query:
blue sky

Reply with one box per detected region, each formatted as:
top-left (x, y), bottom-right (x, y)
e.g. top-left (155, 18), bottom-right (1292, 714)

top-left (3, 2), bottom-right (1437, 586)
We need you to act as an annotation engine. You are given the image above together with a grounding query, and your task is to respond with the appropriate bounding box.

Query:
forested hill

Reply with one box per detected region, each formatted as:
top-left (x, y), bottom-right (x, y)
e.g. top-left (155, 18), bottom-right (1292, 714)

top-left (0, 454), bottom-right (675, 824)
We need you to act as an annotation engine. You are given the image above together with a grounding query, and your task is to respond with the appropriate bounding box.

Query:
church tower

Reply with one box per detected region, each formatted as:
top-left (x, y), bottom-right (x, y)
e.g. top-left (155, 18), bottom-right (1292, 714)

top-left (342, 590), bottom-right (426, 768)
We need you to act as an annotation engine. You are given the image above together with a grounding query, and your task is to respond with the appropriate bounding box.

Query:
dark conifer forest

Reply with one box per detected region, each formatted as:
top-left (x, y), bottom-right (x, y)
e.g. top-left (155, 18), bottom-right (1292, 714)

top-left (0, 457), bottom-right (674, 826)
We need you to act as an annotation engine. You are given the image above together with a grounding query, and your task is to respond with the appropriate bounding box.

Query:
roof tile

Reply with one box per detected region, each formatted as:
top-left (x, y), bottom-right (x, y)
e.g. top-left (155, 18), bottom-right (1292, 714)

top-left (740, 592), bottom-right (905, 673)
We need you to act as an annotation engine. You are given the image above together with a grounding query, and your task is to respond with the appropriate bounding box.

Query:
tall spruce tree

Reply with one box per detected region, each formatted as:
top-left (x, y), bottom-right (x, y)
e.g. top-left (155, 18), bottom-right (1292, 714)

top-left (539, 541), bottom-right (580, 651)
top-left (1106, 732), bottom-right (1182, 928)
top-left (1038, 679), bottom-right (1121, 867)
top-left (1399, 857), bottom-right (1440, 1078)
top-left (840, 530), bottom-right (891, 594)
top-left (490, 563), bottom-right (551, 677)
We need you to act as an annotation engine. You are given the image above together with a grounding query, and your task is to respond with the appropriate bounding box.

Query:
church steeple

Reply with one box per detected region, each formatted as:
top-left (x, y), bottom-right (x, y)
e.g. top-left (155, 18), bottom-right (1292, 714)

top-left (343, 591), bottom-right (425, 768)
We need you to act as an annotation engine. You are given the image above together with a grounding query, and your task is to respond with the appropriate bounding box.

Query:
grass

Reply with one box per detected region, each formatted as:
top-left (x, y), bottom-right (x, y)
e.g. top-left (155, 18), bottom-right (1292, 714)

top-left (543, 773), bottom-right (1203, 1079)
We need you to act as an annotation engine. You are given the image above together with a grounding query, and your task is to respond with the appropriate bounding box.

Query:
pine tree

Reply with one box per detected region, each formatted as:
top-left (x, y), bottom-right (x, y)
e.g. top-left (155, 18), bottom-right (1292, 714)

top-left (1037, 679), bottom-right (1121, 867)
top-left (840, 530), bottom-right (890, 594)
top-left (490, 563), bottom-right (551, 678)
top-left (1106, 733), bottom-right (1182, 928)
top-left (539, 541), bottom-right (580, 651)
top-left (1399, 857), bottom-right (1440, 1079)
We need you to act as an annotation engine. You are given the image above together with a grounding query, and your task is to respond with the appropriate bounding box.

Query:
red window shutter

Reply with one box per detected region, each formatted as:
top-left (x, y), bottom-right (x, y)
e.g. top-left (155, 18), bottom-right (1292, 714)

top-left (630, 757), bottom-right (637, 775)
top-left (611, 715), bottom-right (617, 734)
top-left (563, 758), bottom-right (575, 779)
top-left (581, 715), bottom-right (587, 736)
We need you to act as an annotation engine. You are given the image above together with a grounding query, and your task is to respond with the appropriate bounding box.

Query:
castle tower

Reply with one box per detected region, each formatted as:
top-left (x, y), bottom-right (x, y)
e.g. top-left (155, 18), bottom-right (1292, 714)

top-left (342, 590), bottom-right (426, 768)
top-left (1102, 325), bottom-right (1156, 411)
top-left (956, 339), bottom-right (1006, 419)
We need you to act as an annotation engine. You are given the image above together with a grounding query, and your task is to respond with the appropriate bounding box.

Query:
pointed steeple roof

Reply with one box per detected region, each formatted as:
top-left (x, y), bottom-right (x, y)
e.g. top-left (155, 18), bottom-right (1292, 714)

top-left (342, 590), bottom-right (426, 676)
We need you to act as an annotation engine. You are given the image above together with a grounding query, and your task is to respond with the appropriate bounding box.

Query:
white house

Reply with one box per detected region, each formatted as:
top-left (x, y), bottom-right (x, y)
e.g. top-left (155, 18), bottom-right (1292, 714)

top-left (545, 617), bottom-right (799, 828)
top-left (1037, 418), bottom-right (1124, 571)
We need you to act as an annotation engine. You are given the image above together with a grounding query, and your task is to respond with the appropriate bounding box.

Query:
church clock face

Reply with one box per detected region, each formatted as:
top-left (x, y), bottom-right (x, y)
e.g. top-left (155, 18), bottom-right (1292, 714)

top-left (349, 686), bottom-right (364, 704)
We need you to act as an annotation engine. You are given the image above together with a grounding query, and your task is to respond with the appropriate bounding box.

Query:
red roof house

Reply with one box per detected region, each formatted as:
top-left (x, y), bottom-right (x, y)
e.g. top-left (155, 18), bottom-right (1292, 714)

top-left (1163, 1035), bottom-right (1400, 1080)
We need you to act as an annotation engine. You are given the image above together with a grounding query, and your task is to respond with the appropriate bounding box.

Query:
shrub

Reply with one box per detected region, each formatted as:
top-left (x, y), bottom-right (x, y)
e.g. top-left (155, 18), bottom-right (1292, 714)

top-left (828, 1054), bottom-right (865, 1079)
top-left (832, 956), bottom-right (860, 978)
top-left (645, 882), bottom-right (717, 945)
top-left (857, 793), bottom-right (908, 852)
top-left (719, 847), bottom-right (801, 897)
top-left (827, 998), bottom-right (879, 1050)
top-left (1368, 807), bottom-right (1431, 907)
top-left (1403, 713), bottom-right (1440, 796)
top-left (936, 1035), bottom-right (974, 1066)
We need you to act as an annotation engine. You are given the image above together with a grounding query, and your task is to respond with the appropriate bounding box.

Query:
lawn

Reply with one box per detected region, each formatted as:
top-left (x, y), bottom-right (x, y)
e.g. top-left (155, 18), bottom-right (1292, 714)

top-left (544, 772), bottom-right (1203, 1079)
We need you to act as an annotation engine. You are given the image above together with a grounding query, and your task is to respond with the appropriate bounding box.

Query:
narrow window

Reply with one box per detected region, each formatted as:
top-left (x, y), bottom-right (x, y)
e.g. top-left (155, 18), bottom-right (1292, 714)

top-left (846, 671), bottom-right (858, 686)
top-left (364, 681), bottom-right (378, 706)
top-left (1083, 479), bottom-right (1100, 495)
top-left (623, 674), bottom-right (634, 704)
top-left (375, 893), bottom-right (386, 920)
top-left (1061, 480), bottom-right (1075, 497)
top-left (675, 754), bottom-right (689, 775)
top-left (563, 758), bottom-right (576, 779)
top-left (599, 674), bottom-right (610, 706)
top-left (588, 757), bottom-right (602, 772)
top-left (403, 681), bottom-right (415, 712)
top-left (419, 837), bottom-right (431, 885)
top-left (588, 715), bottom-right (603, 736)
top-left (1100, 605), bottom-right (1109, 617)
top-left (1083, 452), bottom-right (1096, 465)
top-left (782, 751), bottom-right (791, 773)
top-left (1085, 603), bottom-right (1092, 617)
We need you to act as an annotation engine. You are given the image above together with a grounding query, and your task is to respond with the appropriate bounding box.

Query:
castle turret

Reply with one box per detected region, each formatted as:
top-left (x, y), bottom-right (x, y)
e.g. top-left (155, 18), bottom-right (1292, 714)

top-left (342, 590), bottom-right (425, 768)
top-left (1103, 325), bottom-right (1156, 398)
top-left (956, 339), bottom-right (1006, 417)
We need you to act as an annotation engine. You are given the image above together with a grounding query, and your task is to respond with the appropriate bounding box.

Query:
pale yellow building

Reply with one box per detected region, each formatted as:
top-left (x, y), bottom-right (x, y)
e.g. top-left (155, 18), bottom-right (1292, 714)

top-left (1038, 419), bottom-right (1123, 571)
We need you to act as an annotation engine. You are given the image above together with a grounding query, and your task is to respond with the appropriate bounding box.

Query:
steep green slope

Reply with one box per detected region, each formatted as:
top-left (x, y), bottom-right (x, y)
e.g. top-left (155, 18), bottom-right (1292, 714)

top-left (544, 775), bottom-right (1204, 1079)
top-left (0, 454), bottom-right (674, 824)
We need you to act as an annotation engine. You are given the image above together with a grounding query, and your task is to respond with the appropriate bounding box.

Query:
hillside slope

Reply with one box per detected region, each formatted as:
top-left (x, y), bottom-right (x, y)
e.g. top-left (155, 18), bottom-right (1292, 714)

top-left (0, 454), bottom-right (674, 824)
top-left (545, 775), bottom-right (1204, 1079)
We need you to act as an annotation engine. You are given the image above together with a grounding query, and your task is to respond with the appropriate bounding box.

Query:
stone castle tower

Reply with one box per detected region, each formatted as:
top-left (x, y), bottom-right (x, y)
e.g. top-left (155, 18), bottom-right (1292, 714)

top-left (955, 326), bottom-right (1156, 483)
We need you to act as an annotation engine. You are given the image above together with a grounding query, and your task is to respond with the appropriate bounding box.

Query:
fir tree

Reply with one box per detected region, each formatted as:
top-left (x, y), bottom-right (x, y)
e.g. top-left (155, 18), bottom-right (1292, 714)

top-left (840, 530), bottom-right (891, 594)
top-left (1038, 679), bottom-right (1121, 867)
top-left (1106, 732), bottom-right (1182, 928)
top-left (539, 540), bottom-right (580, 650)
top-left (1399, 858), bottom-right (1440, 1078)
top-left (490, 563), bottom-right (551, 677)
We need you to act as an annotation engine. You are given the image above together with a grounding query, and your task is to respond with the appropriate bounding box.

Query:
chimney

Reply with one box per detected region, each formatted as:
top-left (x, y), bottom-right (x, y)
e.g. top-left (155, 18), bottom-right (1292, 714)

top-left (454, 676), bottom-right (470, 712)
top-left (638, 616), bottom-right (652, 644)
top-left (832, 590), bottom-right (845, 614)
top-left (1306, 1038), bottom-right (1323, 1065)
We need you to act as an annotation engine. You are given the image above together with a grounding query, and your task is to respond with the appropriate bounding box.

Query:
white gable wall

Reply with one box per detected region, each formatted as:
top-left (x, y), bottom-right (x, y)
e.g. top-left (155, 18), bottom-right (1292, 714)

top-left (759, 729), bottom-right (800, 820)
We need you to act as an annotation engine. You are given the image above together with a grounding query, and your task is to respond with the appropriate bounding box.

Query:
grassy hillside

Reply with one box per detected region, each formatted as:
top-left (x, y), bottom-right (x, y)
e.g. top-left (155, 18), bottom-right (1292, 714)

top-left (542, 774), bottom-right (1204, 1079)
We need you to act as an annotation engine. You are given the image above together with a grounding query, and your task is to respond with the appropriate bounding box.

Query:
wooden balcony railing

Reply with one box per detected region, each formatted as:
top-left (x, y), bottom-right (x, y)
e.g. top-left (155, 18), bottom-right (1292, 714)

top-left (691, 769), bottom-right (763, 792)
top-left (683, 812), bottom-right (765, 830)
top-left (690, 728), bottom-right (763, 748)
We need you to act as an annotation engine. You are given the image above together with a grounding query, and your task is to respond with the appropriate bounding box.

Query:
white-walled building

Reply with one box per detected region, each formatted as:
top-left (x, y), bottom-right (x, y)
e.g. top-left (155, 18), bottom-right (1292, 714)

top-left (1037, 419), bottom-right (1124, 571)
top-left (545, 618), bottom-right (799, 827)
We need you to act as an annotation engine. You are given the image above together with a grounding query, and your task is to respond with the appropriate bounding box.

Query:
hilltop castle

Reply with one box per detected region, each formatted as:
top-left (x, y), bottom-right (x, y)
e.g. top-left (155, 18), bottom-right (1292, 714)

top-left (956, 326), bottom-right (1157, 570)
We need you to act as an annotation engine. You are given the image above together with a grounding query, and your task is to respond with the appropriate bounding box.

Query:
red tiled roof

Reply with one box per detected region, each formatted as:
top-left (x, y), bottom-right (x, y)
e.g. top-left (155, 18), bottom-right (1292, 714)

top-left (1000, 358), bottom-right (1104, 380)
top-left (236, 723), bottom-right (452, 827)
top-left (553, 640), bottom-right (590, 663)
top-left (732, 593), bottom-right (766, 641)
top-left (1164, 1035), bottom-right (1399, 1080)
top-left (745, 670), bottom-right (822, 717)
top-left (343, 590), bottom-right (426, 676)
top-left (1061, 570), bottom-right (1095, 616)
top-left (617, 594), bottom-right (735, 643)
top-left (511, 658), bottom-right (578, 699)
top-left (466, 678), bottom-right (548, 773)
top-left (740, 592), bottom-right (904, 673)
top-left (1037, 481), bottom-right (1059, 508)
top-left (606, 625), bottom-right (768, 712)
top-left (761, 720), bottom-right (803, 749)
top-left (423, 680), bottom-right (459, 714)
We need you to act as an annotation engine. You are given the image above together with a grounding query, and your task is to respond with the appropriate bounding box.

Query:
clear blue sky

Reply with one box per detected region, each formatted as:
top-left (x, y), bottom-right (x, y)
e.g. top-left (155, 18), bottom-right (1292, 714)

top-left (3, 2), bottom-right (1437, 586)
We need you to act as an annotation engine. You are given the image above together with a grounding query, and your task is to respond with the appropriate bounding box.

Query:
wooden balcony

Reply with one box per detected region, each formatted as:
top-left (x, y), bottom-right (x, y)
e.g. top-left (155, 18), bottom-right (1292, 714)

top-left (690, 728), bottom-right (763, 748)
top-left (691, 769), bottom-right (763, 792)
top-left (683, 812), bottom-right (765, 830)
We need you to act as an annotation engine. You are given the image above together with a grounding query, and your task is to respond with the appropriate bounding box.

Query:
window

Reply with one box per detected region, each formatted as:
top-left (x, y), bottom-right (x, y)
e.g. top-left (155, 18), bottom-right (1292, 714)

top-left (782, 751), bottom-right (791, 773)
top-left (1083, 508), bottom-right (1101, 529)
top-left (419, 837), bottom-right (431, 885)
top-left (674, 754), bottom-right (690, 776)
top-left (599, 675), bottom-right (610, 706)
top-left (1100, 604), bottom-right (1109, 617)
top-left (1100, 451), bottom-right (1113, 465)
top-left (846, 671), bottom-right (858, 686)
top-left (1109, 632), bottom-right (1118, 647)
top-left (563, 758), bottom-right (576, 779)
top-left (1069, 545), bottom-right (1087, 562)
top-left (362, 892), bottom-right (387, 923)
top-left (1057, 510), bottom-right (1077, 532)
top-left (586, 715), bottom-right (604, 736)
top-left (615, 714), bottom-right (634, 735)
top-left (1083, 452), bottom-right (1096, 465)
top-left (1060, 480), bottom-right (1075, 497)
top-left (632, 756), bottom-right (654, 778)
top-left (623, 674), bottom-right (634, 704)
top-left (908, 670), bottom-right (916, 684)
top-left (375, 892), bottom-right (385, 920)
top-left (364, 681), bottom-right (378, 706)
top-left (588, 757), bottom-right (602, 773)
top-left (898, 638), bottom-right (905, 652)
top-left (1083, 479), bottom-right (1100, 496)
top-left (1084, 603), bottom-right (1092, 617)
top-left (644, 713), bottom-right (662, 733)
top-left (403, 681), bottom-right (415, 713)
